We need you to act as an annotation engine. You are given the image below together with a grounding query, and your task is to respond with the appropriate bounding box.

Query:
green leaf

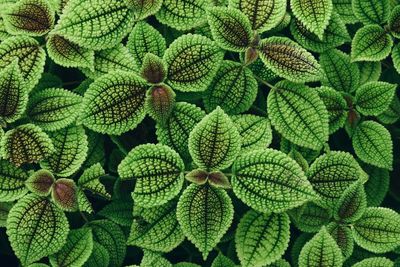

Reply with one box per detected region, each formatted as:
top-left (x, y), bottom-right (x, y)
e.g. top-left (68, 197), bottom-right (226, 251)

top-left (235, 210), bottom-right (290, 267)
top-left (156, 102), bottom-right (205, 160)
top-left (290, 202), bottom-right (332, 233)
top-left (156, 0), bottom-right (210, 31)
top-left (54, 0), bottom-right (134, 50)
top-left (203, 60), bottom-right (258, 114)
top-left (145, 84), bottom-right (176, 125)
top-left (358, 61), bottom-right (381, 84)
top-left (232, 148), bottom-right (317, 213)
top-left (332, 0), bottom-right (356, 24)
top-left (83, 241), bottom-right (109, 267)
top-left (98, 198), bottom-right (133, 227)
top-left (81, 71), bottom-right (148, 135)
top-left (352, 207), bottom-right (400, 253)
top-left (355, 81), bottom-right (396, 116)
top-left (298, 227), bottom-right (343, 267)
top-left (177, 184), bottom-right (234, 259)
top-left (78, 163), bottom-right (110, 199)
top-left (128, 201), bottom-right (184, 252)
top-left (189, 106), bottom-right (241, 171)
top-left (352, 257), bottom-right (394, 267)
top-left (352, 0), bottom-right (390, 25)
top-left (389, 5), bottom-right (400, 38)
top-left (325, 223), bottom-right (354, 259)
top-left (362, 164), bottom-right (389, 206)
top-left (307, 151), bottom-right (365, 209)
top-left (265, 259), bottom-right (291, 267)
top-left (392, 43), bottom-right (400, 75)
top-left (0, 159), bottom-right (28, 201)
top-left (211, 253), bottom-right (237, 267)
top-left (267, 81), bottom-right (329, 150)
top-left (0, 202), bottom-right (12, 228)
top-left (231, 114), bottom-right (272, 153)
top-left (0, 36), bottom-right (46, 89)
top-left (49, 228), bottom-right (93, 267)
top-left (46, 34), bottom-right (94, 69)
top-left (290, 12), bottom-right (350, 53)
top-left (125, 0), bottom-right (162, 20)
top-left (6, 194), bottom-right (69, 265)
top-left (41, 125), bottom-right (88, 177)
top-left (118, 144), bottom-right (184, 207)
top-left (3, 0), bottom-right (55, 36)
top-left (352, 120), bottom-right (393, 170)
top-left (127, 21), bottom-right (166, 69)
top-left (26, 88), bottom-right (83, 132)
top-left (25, 169), bottom-right (55, 196)
top-left (320, 49), bottom-right (360, 93)
top-left (140, 250), bottom-right (172, 267)
top-left (207, 7), bottom-right (253, 52)
top-left (77, 189), bottom-right (93, 214)
top-left (164, 34), bottom-right (224, 92)
top-left (81, 44), bottom-right (137, 79)
top-left (291, 0), bottom-right (333, 38)
top-left (141, 53), bottom-right (167, 84)
top-left (89, 219), bottom-right (126, 267)
top-left (0, 60), bottom-right (28, 123)
top-left (351, 25), bottom-right (393, 62)
top-left (0, 124), bottom-right (54, 166)
top-left (258, 37), bottom-right (322, 82)
top-left (229, 0), bottom-right (287, 32)
top-left (82, 130), bottom-right (105, 169)
top-left (316, 86), bottom-right (348, 134)
top-left (334, 180), bottom-right (367, 223)
top-left (0, 18), bottom-right (11, 41)
top-left (51, 178), bottom-right (78, 212)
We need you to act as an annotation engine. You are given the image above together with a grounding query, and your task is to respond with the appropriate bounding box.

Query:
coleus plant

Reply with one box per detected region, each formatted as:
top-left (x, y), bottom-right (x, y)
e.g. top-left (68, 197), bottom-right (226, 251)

top-left (0, 0), bottom-right (399, 266)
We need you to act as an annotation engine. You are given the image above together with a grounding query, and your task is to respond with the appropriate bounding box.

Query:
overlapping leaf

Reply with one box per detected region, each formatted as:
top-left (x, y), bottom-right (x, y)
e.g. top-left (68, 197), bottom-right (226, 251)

top-left (389, 5), bottom-right (400, 38)
top-left (353, 257), bottom-right (394, 267)
top-left (362, 164), bottom-right (390, 207)
top-left (358, 61), bottom-right (382, 84)
top-left (98, 198), bottom-right (133, 226)
top-left (325, 223), bottom-right (354, 259)
top-left (126, 0), bottom-right (163, 21)
top-left (291, 202), bottom-right (332, 233)
top-left (355, 81), bottom-right (396, 116)
top-left (83, 241), bottom-right (109, 267)
top-left (78, 163), bottom-right (110, 199)
top-left (332, 0), bottom-right (356, 24)
top-left (334, 180), bottom-right (367, 223)
top-left (0, 159), bottom-right (28, 201)
top-left (352, 0), bottom-right (390, 25)
top-left (51, 178), bottom-right (78, 212)
top-left (25, 169), bottom-right (55, 196)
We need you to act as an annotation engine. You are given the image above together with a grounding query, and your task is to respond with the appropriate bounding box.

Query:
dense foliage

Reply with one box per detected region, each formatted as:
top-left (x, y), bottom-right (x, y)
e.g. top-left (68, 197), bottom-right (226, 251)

top-left (0, 0), bottom-right (399, 266)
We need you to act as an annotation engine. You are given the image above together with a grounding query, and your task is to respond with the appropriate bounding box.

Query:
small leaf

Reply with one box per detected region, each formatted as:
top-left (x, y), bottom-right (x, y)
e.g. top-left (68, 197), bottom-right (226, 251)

top-left (207, 171), bottom-right (231, 189)
top-left (188, 106), bottom-right (241, 171)
top-left (125, 0), bottom-right (162, 20)
top-left (82, 130), bottom-right (105, 169)
top-left (290, 202), bottom-right (332, 233)
top-left (25, 169), bottom-right (55, 196)
top-left (77, 189), bottom-right (93, 214)
top-left (392, 43), bottom-right (400, 74)
top-left (258, 37), bottom-right (321, 82)
top-left (177, 184), bottom-right (234, 259)
top-left (352, 120), bottom-right (393, 170)
top-left (83, 241), bottom-right (109, 267)
top-left (325, 223), bottom-right (354, 259)
top-left (26, 88), bottom-right (83, 132)
top-left (319, 49), bottom-right (360, 93)
top-left (351, 25), bottom-right (393, 62)
top-left (0, 159), bottom-right (29, 201)
top-left (145, 84), bottom-right (176, 125)
top-left (229, 0), bottom-right (287, 32)
top-left (41, 126), bottom-right (88, 177)
top-left (164, 34), bottom-right (224, 92)
top-left (128, 201), bottom-right (184, 252)
top-left (140, 250), bottom-right (172, 267)
top-left (46, 34), bottom-right (94, 69)
top-left (363, 164), bottom-right (390, 206)
top-left (231, 114), bottom-right (272, 153)
top-left (127, 21), bottom-right (166, 68)
top-left (211, 253), bottom-right (236, 267)
top-left (3, 0), bottom-right (55, 36)
top-left (352, 0), bottom-right (390, 25)
top-left (185, 169), bottom-right (208, 185)
top-left (389, 5), bottom-right (400, 38)
top-left (0, 124), bottom-right (54, 166)
top-left (141, 53), bottom-right (167, 84)
top-left (267, 81), bottom-right (329, 150)
top-left (232, 149), bottom-right (317, 213)
top-left (355, 81), bottom-right (396, 116)
top-left (49, 228), bottom-right (93, 267)
top-left (291, 0), bottom-right (333, 38)
top-left (51, 178), bottom-right (78, 212)
top-left (54, 0), bottom-right (134, 49)
top-left (0, 60), bottom-right (28, 123)
top-left (81, 71), bottom-right (148, 135)
top-left (203, 60), bottom-right (258, 114)
top-left (207, 7), bottom-right (253, 52)
top-left (298, 227), bottom-right (343, 267)
top-left (352, 257), bottom-right (394, 267)
top-left (118, 144), bottom-right (184, 207)
top-left (332, 0), bottom-right (356, 24)
top-left (6, 194), bottom-right (69, 265)
top-left (352, 207), bottom-right (400, 253)
top-left (358, 61), bottom-right (381, 84)
top-left (78, 163), bottom-right (110, 199)
top-left (334, 180), bottom-right (367, 223)
top-left (235, 210), bottom-right (290, 267)
top-left (98, 198), bottom-right (133, 227)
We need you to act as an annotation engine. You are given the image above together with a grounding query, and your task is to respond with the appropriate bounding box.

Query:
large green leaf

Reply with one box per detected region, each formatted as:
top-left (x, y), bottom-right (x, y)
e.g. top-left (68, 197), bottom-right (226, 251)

top-left (267, 81), bottom-right (329, 150)
top-left (298, 227), bottom-right (343, 267)
top-left (118, 144), bottom-right (184, 207)
top-left (232, 149), bottom-right (317, 213)
top-left (352, 207), bottom-right (400, 253)
top-left (0, 60), bottom-right (28, 123)
top-left (6, 194), bottom-right (69, 265)
top-left (258, 37), bottom-right (322, 82)
top-left (332, 0), bottom-right (357, 24)
top-left (164, 34), bottom-right (224, 92)
top-left (352, 0), bottom-right (390, 25)
top-left (235, 210), bottom-right (290, 267)
top-left (333, 180), bottom-right (367, 223)
top-left (0, 124), bottom-right (54, 166)
top-left (53, 0), bottom-right (134, 49)
top-left (81, 71), bottom-right (148, 135)
top-left (78, 163), bottom-right (110, 199)
top-left (354, 81), bottom-right (396, 116)
top-left (203, 60), bottom-right (258, 114)
top-left (207, 7), bottom-right (253, 52)
top-left (0, 159), bottom-right (28, 201)
top-left (291, 0), bottom-right (333, 38)
top-left (352, 120), bottom-right (393, 170)
top-left (26, 88), bottom-right (83, 132)
top-left (41, 125), bottom-right (88, 177)
top-left (177, 184), bottom-right (234, 259)
top-left (188, 107), bottom-right (241, 171)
